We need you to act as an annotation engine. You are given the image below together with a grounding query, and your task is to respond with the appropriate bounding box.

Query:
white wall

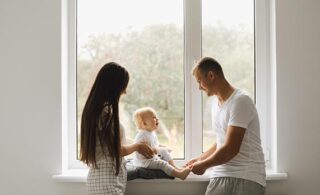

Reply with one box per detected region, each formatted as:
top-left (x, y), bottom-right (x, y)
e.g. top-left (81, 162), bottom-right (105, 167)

top-left (266, 0), bottom-right (320, 194)
top-left (0, 0), bottom-right (319, 194)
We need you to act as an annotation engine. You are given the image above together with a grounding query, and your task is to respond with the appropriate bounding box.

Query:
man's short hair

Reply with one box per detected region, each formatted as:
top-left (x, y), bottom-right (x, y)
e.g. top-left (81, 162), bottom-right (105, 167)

top-left (192, 57), bottom-right (224, 77)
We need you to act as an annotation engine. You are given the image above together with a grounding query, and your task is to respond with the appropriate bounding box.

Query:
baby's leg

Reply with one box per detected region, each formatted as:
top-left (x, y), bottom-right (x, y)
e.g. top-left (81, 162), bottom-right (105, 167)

top-left (147, 159), bottom-right (190, 180)
top-left (157, 148), bottom-right (180, 169)
top-left (168, 160), bottom-right (181, 170)
top-left (147, 159), bottom-right (174, 176)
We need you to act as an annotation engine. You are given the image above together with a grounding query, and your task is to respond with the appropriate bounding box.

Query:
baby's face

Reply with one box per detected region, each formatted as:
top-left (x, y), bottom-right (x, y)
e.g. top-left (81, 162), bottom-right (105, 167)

top-left (142, 111), bottom-right (159, 131)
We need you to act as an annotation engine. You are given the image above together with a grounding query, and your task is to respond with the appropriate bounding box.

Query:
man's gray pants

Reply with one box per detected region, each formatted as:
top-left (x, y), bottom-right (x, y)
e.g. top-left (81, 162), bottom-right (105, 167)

top-left (205, 177), bottom-right (265, 195)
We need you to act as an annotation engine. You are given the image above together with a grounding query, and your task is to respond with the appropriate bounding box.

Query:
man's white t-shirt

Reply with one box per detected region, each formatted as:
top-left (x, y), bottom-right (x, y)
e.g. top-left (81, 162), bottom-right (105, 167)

top-left (211, 89), bottom-right (266, 187)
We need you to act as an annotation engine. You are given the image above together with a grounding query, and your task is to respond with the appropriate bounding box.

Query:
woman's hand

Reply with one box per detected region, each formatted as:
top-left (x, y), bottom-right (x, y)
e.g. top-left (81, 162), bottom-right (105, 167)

top-left (152, 148), bottom-right (158, 154)
top-left (137, 143), bottom-right (154, 159)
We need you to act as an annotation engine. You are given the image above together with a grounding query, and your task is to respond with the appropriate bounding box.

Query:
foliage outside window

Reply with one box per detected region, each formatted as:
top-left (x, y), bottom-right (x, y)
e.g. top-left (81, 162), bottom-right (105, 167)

top-left (76, 0), bottom-right (254, 159)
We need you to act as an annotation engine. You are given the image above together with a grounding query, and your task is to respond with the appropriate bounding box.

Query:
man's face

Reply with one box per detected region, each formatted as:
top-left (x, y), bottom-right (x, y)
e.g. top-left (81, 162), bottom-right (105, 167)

top-left (195, 70), bottom-right (214, 96)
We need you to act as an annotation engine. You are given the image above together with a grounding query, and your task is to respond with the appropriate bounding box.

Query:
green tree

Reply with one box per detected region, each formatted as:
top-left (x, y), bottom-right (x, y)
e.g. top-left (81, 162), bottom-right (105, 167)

top-left (77, 24), bottom-right (254, 157)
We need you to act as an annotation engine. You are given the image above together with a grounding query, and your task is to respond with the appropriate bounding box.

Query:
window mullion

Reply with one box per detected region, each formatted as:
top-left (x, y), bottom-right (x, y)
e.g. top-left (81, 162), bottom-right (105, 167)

top-left (255, 0), bottom-right (273, 170)
top-left (184, 0), bottom-right (202, 160)
top-left (67, 0), bottom-right (85, 169)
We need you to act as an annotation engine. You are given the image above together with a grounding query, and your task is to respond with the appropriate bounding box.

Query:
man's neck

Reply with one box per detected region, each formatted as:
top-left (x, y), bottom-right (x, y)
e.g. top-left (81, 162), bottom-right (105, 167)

top-left (216, 81), bottom-right (235, 104)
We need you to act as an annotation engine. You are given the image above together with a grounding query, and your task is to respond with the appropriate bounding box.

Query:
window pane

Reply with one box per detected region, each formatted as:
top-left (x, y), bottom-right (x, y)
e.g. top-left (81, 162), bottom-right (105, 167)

top-left (202, 0), bottom-right (255, 152)
top-left (77, 0), bottom-right (184, 158)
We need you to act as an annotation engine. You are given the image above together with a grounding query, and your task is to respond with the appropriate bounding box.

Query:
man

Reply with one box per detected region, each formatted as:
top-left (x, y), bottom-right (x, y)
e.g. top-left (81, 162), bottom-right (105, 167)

top-left (186, 57), bottom-right (266, 195)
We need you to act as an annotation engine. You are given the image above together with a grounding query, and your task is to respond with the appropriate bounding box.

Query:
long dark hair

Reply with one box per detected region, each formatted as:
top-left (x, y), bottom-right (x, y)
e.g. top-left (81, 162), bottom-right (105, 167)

top-left (80, 62), bottom-right (129, 175)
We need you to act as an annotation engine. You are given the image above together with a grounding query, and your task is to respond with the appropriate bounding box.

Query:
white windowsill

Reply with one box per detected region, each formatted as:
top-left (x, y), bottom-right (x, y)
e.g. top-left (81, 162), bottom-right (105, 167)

top-left (52, 169), bottom-right (288, 183)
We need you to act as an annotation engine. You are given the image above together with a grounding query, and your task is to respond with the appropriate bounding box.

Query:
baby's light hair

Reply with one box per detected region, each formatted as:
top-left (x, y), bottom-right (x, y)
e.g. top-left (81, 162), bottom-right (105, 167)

top-left (133, 107), bottom-right (157, 129)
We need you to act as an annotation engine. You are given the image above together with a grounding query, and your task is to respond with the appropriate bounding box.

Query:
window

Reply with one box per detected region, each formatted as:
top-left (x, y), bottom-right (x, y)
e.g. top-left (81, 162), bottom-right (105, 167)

top-left (63, 0), bottom-right (273, 170)
top-left (77, 0), bottom-right (185, 159)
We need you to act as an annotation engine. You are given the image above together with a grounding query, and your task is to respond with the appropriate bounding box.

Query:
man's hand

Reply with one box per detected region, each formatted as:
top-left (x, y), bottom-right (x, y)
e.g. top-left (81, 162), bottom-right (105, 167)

top-left (185, 157), bottom-right (200, 167)
top-left (191, 161), bottom-right (207, 175)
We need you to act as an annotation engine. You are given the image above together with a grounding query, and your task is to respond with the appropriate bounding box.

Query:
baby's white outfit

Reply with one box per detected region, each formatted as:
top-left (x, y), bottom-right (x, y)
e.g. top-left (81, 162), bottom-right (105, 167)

top-left (133, 129), bottom-right (174, 176)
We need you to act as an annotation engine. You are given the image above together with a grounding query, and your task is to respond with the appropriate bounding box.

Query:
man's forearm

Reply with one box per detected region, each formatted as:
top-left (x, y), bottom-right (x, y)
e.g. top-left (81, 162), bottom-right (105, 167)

top-left (199, 143), bottom-right (217, 160)
top-left (201, 146), bottom-right (237, 168)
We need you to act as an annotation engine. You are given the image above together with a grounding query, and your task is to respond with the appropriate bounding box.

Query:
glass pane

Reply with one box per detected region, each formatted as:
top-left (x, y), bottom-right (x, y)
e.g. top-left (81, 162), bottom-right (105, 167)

top-left (77, 0), bottom-right (184, 158)
top-left (202, 0), bottom-right (255, 152)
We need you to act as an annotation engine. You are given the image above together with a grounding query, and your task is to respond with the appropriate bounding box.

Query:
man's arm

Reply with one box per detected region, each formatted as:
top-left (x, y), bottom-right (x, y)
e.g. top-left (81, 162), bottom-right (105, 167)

top-left (192, 125), bottom-right (245, 174)
top-left (185, 143), bottom-right (217, 167)
top-left (200, 143), bottom-right (217, 160)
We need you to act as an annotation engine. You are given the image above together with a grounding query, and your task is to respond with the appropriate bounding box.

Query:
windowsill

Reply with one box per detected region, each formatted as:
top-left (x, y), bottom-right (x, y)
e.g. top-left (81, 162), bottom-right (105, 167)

top-left (52, 169), bottom-right (288, 183)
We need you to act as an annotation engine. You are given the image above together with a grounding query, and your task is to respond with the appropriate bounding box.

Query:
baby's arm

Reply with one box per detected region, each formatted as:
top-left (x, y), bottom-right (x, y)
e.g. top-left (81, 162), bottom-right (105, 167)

top-left (135, 132), bottom-right (151, 145)
top-left (158, 144), bottom-right (173, 153)
top-left (154, 134), bottom-right (172, 153)
top-left (152, 146), bottom-right (165, 155)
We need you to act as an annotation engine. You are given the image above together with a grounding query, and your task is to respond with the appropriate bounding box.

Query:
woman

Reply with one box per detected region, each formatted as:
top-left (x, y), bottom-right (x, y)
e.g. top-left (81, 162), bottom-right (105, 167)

top-left (80, 62), bottom-right (154, 194)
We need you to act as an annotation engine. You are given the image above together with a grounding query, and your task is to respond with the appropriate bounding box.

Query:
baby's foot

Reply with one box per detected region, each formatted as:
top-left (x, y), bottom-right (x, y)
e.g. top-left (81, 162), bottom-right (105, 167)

top-left (178, 167), bottom-right (191, 180)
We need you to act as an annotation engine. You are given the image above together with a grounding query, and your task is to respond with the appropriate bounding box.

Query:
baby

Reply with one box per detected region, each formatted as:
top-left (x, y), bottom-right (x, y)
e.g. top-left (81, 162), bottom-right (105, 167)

top-left (132, 107), bottom-right (190, 180)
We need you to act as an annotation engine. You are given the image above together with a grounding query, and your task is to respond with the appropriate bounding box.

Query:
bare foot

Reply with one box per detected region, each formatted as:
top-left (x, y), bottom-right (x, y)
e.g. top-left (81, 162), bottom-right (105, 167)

top-left (177, 167), bottom-right (191, 180)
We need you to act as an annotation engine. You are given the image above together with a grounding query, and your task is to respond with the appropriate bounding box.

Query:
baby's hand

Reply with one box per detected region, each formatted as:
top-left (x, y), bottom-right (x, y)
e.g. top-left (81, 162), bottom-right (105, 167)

top-left (184, 157), bottom-right (199, 167)
top-left (167, 148), bottom-right (173, 153)
top-left (159, 145), bottom-right (173, 153)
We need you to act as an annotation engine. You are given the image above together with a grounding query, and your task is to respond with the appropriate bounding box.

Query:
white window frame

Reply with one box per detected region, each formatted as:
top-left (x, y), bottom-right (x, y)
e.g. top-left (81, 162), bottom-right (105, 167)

top-left (255, 0), bottom-right (278, 172)
top-left (61, 0), bottom-right (278, 173)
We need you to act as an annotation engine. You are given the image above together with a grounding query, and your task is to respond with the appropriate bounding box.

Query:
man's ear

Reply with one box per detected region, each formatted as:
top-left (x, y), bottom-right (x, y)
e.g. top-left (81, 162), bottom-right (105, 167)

top-left (207, 71), bottom-right (215, 80)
